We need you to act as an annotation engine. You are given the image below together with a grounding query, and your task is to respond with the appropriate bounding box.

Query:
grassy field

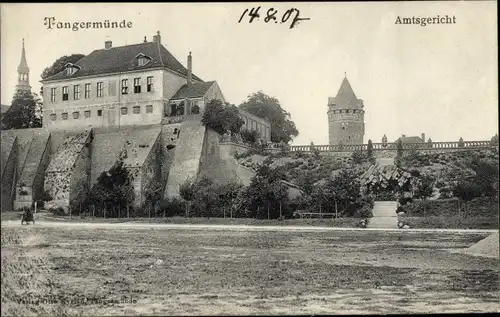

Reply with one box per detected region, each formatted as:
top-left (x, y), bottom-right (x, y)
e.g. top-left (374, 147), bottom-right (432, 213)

top-left (1, 225), bottom-right (498, 315)
top-left (2, 212), bottom-right (362, 227)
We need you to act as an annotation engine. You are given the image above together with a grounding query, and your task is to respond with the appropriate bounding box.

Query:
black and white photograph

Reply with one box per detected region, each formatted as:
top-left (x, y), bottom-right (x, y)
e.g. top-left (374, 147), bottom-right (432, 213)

top-left (1, 2), bottom-right (498, 315)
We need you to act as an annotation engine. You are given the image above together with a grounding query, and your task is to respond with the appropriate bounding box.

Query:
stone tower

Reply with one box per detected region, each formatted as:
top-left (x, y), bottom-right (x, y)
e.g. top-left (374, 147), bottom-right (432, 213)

top-left (327, 75), bottom-right (365, 145)
top-left (15, 39), bottom-right (31, 94)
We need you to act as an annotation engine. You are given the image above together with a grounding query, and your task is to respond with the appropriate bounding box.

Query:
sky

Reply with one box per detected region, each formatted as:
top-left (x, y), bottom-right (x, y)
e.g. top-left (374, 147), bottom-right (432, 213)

top-left (1, 2), bottom-right (497, 145)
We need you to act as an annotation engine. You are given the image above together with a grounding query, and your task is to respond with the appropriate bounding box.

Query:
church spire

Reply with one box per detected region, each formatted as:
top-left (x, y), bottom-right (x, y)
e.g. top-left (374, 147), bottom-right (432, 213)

top-left (15, 38), bottom-right (31, 93)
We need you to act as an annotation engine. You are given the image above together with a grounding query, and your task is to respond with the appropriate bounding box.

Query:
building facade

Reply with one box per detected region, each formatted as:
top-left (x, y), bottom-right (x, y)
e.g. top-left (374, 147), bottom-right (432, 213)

top-left (327, 76), bottom-right (365, 145)
top-left (41, 33), bottom-right (207, 132)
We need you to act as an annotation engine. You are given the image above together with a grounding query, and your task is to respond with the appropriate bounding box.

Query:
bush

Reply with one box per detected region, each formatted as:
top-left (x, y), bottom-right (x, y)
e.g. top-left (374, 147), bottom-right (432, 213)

top-left (240, 129), bottom-right (259, 144)
top-left (49, 206), bottom-right (66, 216)
top-left (159, 198), bottom-right (185, 217)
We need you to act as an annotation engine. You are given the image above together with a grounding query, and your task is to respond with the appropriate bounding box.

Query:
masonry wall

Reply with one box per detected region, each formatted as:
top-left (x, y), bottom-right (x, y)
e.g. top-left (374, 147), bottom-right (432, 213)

top-left (140, 139), bottom-right (161, 206)
top-left (198, 129), bottom-right (255, 187)
top-left (328, 111), bottom-right (365, 145)
top-left (69, 141), bottom-right (91, 206)
top-left (1, 138), bottom-right (17, 212)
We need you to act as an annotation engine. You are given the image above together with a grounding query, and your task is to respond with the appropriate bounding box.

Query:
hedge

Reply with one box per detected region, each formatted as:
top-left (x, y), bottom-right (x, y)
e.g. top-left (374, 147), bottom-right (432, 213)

top-left (399, 197), bottom-right (498, 217)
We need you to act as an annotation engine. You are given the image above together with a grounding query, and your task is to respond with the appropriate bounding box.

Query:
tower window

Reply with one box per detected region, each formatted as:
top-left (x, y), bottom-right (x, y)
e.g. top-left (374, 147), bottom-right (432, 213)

top-left (85, 83), bottom-right (91, 99)
top-left (50, 88), bottom-right (56, 102)
top-left (134, 78), bottom-right (141, 93)
top-left (121, 79), bottom-right (128, 95)
top-left (62, 86), bottom-right (69, 101)
top-left (97, 82), bottom-right (104, 97)
top-left (147, 76), bottom-right (153, 92)
top-left (73, 85), bottom-right (80, 100)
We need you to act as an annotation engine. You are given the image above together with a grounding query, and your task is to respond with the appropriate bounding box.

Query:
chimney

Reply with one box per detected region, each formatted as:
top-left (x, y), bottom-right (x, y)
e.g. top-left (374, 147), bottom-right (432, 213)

top-left (105, 41), bottom-right (112, 49)
top-left (187, 51), bottom-right (192, 86)
top-left (153, 30), bottom-right (161, 44)
top-left (402, 134), bottom-right (406, 138)
top-left (421, 133), bottom-right (426, 143)
top-left (143, 36), bottom-right (147, 43)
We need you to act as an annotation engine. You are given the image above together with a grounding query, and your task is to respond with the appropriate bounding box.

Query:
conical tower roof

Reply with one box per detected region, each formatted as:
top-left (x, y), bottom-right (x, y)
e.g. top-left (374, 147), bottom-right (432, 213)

top-left (334, 76), bottom-right (360, 108)
top-left (17, 39), bottom-right (29, 73)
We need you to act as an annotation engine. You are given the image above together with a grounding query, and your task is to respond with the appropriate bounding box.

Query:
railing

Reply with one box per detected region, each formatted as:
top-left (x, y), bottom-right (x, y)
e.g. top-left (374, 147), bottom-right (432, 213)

top-left (264, 140), bottom-right (494, 153)
top-left (220, 138), bottom-right (495, 153)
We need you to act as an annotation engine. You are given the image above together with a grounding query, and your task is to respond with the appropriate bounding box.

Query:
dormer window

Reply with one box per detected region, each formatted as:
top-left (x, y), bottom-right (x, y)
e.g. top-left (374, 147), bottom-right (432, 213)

top-left (135, 53), bottom-right (152, 67)
top-left (65, 63), bottom-right (81, 76)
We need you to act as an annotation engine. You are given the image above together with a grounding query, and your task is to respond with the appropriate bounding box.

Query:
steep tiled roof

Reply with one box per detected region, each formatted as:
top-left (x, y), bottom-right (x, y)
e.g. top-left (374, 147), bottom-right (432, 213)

top-left (170, 81), bottom-right (215, 100)
top-left (330, 77), bottom-right (363, 109)
top-left (42, 42), bottom-right (202, 82)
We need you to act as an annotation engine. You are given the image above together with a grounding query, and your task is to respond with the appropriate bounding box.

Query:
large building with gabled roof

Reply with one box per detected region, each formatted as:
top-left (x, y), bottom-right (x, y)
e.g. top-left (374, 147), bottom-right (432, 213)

top-left (40, 32), bottom-right (224, 132)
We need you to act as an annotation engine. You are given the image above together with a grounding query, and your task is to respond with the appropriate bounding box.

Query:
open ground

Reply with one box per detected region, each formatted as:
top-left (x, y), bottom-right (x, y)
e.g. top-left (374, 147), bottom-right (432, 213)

top-left (1, 222), bottom-right (499, 316)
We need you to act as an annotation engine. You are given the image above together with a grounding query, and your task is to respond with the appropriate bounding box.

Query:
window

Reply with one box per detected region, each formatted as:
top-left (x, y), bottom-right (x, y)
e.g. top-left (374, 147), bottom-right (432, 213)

top-left (72, 111), bottom-right (79, 119)
top-left (138, 57), bottom-right (149, 66)
top-left (133, 106), bottom-right (140, 114)
top-left (121, 107), bottom-right (128, 115)
top-left (134, 78), bottom-right (141, 93)
top-left (84, 110), bottom-right (91, 118)
top-left (62, 112), bottom-right (68, 120)
top-left (50, 113), bottom-right (56, 121)
top-left (85, 84), bottom-right (91, 99)
top-left (66, 67), bottom-right (76, 76)
top-left (191, 105), bottom-right (200, 114)
top-left (97, 82), bottom-right (103, 97)
top-left (50, 88), bottom-right (56, 102)
top-left (97, 109), bottom-right (102, 117)
top-left (73, 85), bottom-right (80, 100)
top-left (146, 105), bottom-right (153, 113)
top-left (121, 79), bottom-right (128, 95)
top-left (62, 86), bottom-right (69, 101)
top-left (147, 76), bottom-right (153, 92)
top-left (176, 102), bottom-right (185, 116)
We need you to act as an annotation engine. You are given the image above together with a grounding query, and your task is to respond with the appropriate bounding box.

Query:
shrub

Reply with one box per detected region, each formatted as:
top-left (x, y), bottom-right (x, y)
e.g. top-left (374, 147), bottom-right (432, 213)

top-left (49, 206), bottom-right (66, 216)
top-left (202, 99), bottom-right (244, 135)
top-left (240, 129), bottom-right (259, 144)
top-left (159, 198), bottom-right (185, 217)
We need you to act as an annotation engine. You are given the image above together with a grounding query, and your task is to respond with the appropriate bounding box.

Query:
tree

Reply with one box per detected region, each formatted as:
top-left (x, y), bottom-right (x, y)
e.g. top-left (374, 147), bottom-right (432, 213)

top-left (1, 90), bottom-right (42, 130)
top-left (201, 99), bottom-right (244, 135)
top-left (240, 129), bottom-right (259, 144)
top-left (179, 178), bottom-right (195, 217)
top-left (240, 159), bottom-right (290, 219)
top-left (88, 160), bottom-right (135, 217)
top-left (367, 139), bottom-right (375, 161)
top-left (238, 91), bottom-right (299, 143)
top-left (490, 134), bottom-right (499, 146)
top-left (452, 181), bottom-right (482, 216)
top-left (396, 138), bottom-right (404, 157)
top-left (144, 179), bottom-right (163, 212)
top-left (41, 54), bottom-right (85, 80)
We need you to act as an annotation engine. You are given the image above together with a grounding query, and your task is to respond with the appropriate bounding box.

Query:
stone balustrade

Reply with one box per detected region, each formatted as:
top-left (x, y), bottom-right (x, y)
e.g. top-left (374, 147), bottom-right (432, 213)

top-left (220, 139), bottom-right (494, 153)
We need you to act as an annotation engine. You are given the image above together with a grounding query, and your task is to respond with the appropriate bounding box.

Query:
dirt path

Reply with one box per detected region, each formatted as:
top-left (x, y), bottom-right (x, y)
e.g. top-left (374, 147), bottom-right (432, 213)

top-left (2, 220), bottom-right (497, 234)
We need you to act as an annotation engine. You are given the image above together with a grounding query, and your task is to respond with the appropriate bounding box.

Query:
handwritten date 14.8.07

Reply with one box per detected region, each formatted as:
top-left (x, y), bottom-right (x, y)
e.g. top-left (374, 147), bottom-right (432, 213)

top-left (238, 7), bottom-right (310, 29)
